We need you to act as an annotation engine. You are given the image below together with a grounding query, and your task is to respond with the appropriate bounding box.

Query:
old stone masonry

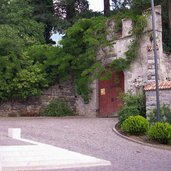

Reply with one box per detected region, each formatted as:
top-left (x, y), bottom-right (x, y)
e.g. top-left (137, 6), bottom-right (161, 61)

top-left (0, 5), bottom-right (171, 117)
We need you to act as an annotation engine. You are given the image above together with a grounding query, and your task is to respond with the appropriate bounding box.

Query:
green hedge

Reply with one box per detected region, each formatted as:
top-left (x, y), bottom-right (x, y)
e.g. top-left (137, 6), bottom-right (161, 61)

top-left (118, 93), bottom-right (146, 124)
top-left (148, 122), bottom-right (171, 144)
top-left (121, 115), bottom-right (149, 135)
top-left (42, 99), bottom-right (74, 117)
top-left (118, 106), bottom-right (140, 124)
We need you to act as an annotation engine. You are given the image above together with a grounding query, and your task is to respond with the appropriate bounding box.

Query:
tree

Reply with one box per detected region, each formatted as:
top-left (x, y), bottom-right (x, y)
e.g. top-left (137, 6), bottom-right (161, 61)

top-left (0, 0), bottom-right (8, 24)
top-left (53, 0), bottom-right (89, 33)
top-left (0, 0), bottom-right (48, 101)
top-left (1, 0), bottom-right (45, 45)
top-left (104, 0), bottom-right (110, 15)
top-left (29, 0), bottom-right (57, 44)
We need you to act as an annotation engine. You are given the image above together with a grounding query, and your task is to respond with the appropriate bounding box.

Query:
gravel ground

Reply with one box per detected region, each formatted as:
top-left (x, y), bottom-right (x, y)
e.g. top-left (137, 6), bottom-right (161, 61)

top-left (0, 135), bottom-right (32, 146)
top-left (0, 117), bottom-right (171, 171)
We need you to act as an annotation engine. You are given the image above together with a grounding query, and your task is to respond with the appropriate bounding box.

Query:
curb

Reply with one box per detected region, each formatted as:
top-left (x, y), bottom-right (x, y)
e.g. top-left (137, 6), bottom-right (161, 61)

top-left (112, 123), bottom-right (171, 151)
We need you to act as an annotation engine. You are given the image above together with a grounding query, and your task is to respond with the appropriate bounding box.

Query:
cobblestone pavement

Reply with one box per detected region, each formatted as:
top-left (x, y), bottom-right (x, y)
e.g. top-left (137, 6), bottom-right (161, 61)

top-left (0, 117), bottom-right (171, 171)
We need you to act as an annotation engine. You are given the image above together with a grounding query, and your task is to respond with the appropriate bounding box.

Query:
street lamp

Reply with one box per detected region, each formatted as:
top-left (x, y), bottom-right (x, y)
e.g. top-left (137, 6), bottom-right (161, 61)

top-left (150, 0), bottom-right (160, 121)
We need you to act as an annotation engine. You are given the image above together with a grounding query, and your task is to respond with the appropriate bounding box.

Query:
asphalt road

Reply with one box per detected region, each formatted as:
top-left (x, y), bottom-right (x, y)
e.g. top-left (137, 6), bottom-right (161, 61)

top-left (0, 117), bottom-right (171, 171)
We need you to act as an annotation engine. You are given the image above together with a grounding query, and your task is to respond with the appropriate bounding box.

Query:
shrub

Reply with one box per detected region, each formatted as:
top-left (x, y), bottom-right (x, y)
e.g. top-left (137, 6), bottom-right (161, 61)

top-left (118, 106), bottom-right (140, 124)
top-left (118, 93), bottom-right (146, 123)
top-left (121, 115), bottom-right (149, 135)
top-left (148, 122), bottom-right (171, 144)
top-left (42, 99), bottom-right (74, 117)
top-left (148, 105), bottom-right (171, 124)
top-left (122, 93), bottom-right (146, 113)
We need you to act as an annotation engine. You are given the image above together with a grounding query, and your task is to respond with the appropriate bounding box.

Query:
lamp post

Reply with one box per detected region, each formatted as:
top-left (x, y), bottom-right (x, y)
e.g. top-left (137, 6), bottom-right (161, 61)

top-left (150, 0), bottom-right (160, 121)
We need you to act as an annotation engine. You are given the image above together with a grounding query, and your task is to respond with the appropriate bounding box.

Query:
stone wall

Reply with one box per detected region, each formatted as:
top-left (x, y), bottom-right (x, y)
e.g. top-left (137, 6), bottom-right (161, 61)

top-left (145, 89), bottom-right (171, 114)
top-left (145, 81), bottom-right (171, 116)
top-left (0, 80), bottom-right (76, 117)
top-left (125, 5), bottom-right (163, 93)
top-left (1, 5), bottom-right (171, 117)
top-left (77, 5), bottom-right (168, 116)
top-left (75, 80), bottom-right (99, 117)
top-left (160, 53), bottom-right (171, 81)
top-left (98, 5), bottom-right (164, 94)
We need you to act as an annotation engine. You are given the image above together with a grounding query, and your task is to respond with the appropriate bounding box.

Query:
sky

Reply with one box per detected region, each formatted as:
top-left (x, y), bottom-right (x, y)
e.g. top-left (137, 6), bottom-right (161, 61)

top-left (51, 0), bottom-right (105, 44)
top-left (88, 0), bottom-right (112, 11)
top-left (88, 0), bottom-right (104, 12)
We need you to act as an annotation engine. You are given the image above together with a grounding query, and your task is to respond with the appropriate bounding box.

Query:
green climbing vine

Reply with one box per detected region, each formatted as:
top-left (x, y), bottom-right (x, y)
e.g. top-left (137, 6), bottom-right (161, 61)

top-left (59, 16), bottom-right (109, 103)
top-left (110, 14), bottom-right (147, 72)
top-left (56, 13), bottom-right (147, 103)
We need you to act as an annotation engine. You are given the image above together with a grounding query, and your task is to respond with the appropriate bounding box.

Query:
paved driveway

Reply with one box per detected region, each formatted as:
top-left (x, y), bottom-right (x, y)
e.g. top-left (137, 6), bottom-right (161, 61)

top-left (0, 117), bottom-right (171, 171)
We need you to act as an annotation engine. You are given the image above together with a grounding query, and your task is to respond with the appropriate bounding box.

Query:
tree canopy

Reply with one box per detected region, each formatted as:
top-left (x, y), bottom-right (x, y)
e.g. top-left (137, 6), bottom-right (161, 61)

top-left (53, 0), bottom-right (90, 33)
top-left (0, 0), bottom-right (47, 101)
top-left (29, 0), bottom-right (57, 44)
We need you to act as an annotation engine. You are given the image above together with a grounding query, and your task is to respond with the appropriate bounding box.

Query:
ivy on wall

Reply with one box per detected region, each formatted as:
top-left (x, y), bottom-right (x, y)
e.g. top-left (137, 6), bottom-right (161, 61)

top-left (110, 13), bottom-right (147, 72)
top-left (57, 13), bottom-right (147, 102)
top-left (59, 16), bottom-right (108, 103)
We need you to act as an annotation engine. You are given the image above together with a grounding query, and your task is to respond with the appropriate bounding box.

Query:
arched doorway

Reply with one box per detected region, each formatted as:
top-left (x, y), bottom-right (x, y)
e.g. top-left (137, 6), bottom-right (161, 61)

top-left (98, 71), bottom-right (124, 117)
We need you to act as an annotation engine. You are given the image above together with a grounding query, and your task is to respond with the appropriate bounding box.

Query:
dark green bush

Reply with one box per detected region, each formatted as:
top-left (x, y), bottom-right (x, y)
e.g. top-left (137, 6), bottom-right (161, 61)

top-left (118, 93), bottom-right (146, 123)
top-left (42, 99), bottom-right (74, 117)
top-left (121, 115), bottom-right (149, 135)
top-left (122, 93), bottom-right (145, 110)
top-left (148, 105), bottom-right (171, 124)
top-left (118, 106), bottom-right (140, 124)
top-left (148, 122), bottom-right (171, 144)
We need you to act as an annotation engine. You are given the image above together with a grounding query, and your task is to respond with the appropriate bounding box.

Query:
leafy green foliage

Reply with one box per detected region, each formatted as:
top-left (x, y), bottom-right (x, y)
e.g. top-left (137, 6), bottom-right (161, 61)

top-left (58, 13), bottom-right (147, 102)
top-left (130, 0), bottom-right (151, 14)
top-left (132, 15), bottom-right (147, 37)
top-left (0, 0), bottom-right (47, 101)
top-left (53, 0), bottom-right (89, 33)
top-left (0, 25), bottom-right (24, 48)
top-left (148, 122), bottom-right (171, 144)
top-left (2, 0), bottom-right (45, 45)
top-left (121, 93), bottom-right (146, 110)
top-left (121, 115), bottom-right (149, 135)
top-left (0, 0), bottom-right (45, 46)
top-left (148, 105), bottom-right (171, 124)
top-left (118, 93), bottom-right (146, 123)
top-left (0, 51), bottom-right (49, 101)
top-left (30, 0), bottom-right (57, 44)
top-left (11, 64), bottom-right (48, 99)
top-left (41, 99), bottom-right (74, 117)
top-left (118, 106), bottom-right (140, 124)
top-left (25, 45), bottom-right (64, 83)
top-left (75, 77), bottom-right (92, 103)
top-left (59, 16), bottom-right (108, 102)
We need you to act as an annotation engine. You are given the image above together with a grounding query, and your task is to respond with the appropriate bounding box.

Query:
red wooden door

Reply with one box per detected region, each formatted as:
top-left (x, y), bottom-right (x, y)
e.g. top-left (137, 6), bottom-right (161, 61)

top-left (99, 71), bottom-right (124, 117)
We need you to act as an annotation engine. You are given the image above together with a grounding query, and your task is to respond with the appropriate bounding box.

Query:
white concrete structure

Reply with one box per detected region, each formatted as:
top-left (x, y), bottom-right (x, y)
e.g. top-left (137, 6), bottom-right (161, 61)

top-left (8, 128), bottom-right (21, 139)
